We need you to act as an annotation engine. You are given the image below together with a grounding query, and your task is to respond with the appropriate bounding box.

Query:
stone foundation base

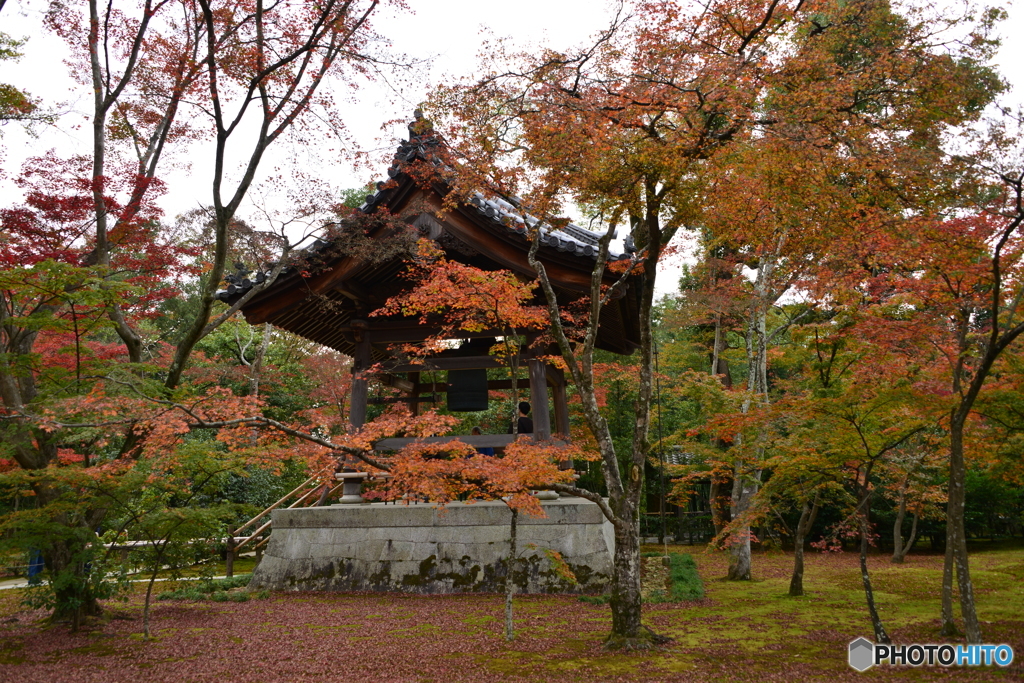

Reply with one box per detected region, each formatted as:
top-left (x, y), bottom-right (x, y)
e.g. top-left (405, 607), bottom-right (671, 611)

top-left (249, 498), bottom-right (614, 593)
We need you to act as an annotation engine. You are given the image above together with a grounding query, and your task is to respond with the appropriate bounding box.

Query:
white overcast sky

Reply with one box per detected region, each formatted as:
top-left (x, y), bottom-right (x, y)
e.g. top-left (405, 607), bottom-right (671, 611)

top-left (1, 0), bottom-right (1022, 297)
top-left (0, 0), bottom-right (618, 212)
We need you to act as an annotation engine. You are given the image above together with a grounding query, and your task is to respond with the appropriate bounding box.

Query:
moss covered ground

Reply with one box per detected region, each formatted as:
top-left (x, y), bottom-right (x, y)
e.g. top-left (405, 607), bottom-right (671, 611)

top-left (0, 543), bottom-right (1021, 681)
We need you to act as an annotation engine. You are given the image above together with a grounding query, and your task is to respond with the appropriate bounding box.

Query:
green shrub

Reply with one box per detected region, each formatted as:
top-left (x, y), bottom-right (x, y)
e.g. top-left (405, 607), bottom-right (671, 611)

top-left (157, 587), bottom-right (204, 601)
top-left (645, 553), bottom-right (704, 603)
top-left (205, 574), bottom-right (251, 591)
top-left (577, 594), bottom-right (610, 604)
top-left (157, 574), bottom-right (253, 601)
top-left (665, 553), bottom-right (704, 601)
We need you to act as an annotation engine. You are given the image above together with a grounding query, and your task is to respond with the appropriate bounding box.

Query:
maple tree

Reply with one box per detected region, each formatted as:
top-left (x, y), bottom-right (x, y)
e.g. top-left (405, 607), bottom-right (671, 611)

top-left (0, 0), bottom-right (396, 622)
top-left (39, 0), bottom-right (397, 384)
top-left (685, 0), bottom-right (1007, 581)
top-left (424, 0), bottom-right (826, 647)
top-left (88, 455), bottom-right (243, 639)
top-left (0, 152), bottom-right (195, 621)
top-left (658, 278), bottom-right (746, 540)
top-left (422, 0), bottom-right (1009, 647)
top-left (810, 194), bottom-right (1024, 641)
top-left (878, 433), bottom-right (946, 565)
top-left (693, 137), bottom-right (832, 581)
top-left (0, 467), bottom-right (125, 631)
top-left (370, 245), bottom-right (591, 639)
top-left (808, 384), bottom-right (933, 645)
top-left (759, 7), bottom-right (1015, 643)
top-left (769, 323), bottom-right (943, 640)
top-left (921, 199), bottom-right (1024, 644)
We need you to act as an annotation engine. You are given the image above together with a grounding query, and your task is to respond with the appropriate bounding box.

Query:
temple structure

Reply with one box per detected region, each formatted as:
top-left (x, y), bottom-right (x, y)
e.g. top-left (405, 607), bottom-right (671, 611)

top-left (225, 115), bottom-right (643, 593)
top-left (221, 112), bottom-right (642, 451)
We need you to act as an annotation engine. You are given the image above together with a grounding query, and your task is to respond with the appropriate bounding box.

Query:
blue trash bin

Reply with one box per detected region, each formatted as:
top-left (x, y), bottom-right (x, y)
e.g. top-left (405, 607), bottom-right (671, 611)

top-left (27, 549), bottom-right (43, 585)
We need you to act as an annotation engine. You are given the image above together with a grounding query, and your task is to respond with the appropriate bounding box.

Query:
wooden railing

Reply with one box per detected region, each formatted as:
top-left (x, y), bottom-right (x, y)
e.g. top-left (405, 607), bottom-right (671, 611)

top-left (225, 466), bottom-right (339, 577)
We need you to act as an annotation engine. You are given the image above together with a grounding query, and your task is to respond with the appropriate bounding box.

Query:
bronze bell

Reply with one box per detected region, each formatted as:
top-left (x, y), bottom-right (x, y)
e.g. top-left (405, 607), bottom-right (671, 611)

top-left (445, 338), bottom-right (494, 412)
top-left (446, 368), bottom-right (488, 412)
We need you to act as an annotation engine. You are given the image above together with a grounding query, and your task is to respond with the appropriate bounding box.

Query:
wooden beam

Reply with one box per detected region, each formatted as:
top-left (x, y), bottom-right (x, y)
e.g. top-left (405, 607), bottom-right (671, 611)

top-left (242, 255), bottom-right (366, 325)
top-left (384, 356), bottom-right (504, 372)
top-left (378, 374), bottom-right (415, 392)
top-left (412, 378), bottom-right (532, 393)
top-left (373, 434), bottom-right (566, 451)
top-left (368, 395), bottom-right (439, 405)
top-left (352, 318), bottom-right (509, 344)
top-left (546, 363), bottom-right (566, 387)
top-left (334, 279), bottom-right (380, 305)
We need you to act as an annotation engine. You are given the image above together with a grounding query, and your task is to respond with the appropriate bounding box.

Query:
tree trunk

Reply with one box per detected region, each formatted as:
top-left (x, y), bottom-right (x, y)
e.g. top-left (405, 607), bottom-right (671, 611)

top-left (3, 363), bottom-right (104, 626)
top-left (709, 477), bottom-right (729, 537)
top-left (605, 514), bottom-right (645, 649)
top-left (711, 313), bottom-right (732, 388)
top-left (789, 503), bottom-right (810, 596)
top-left (32, 480), bottom-right (104, 629)
top-left (858, 497), bottom-right (890, 644)
top-left (789, 492), bottom-right (820, 597)
top-left (907, 513), bottom-right (918, 556)
top-left (727, 464), bottom-right (761, 580)
top-left (891, 484), bottom-right (907, 564)
top-left (892, 505), bottom-right (918, 565)
top-left (248, 323), bottom-right (272, 397)
top-left (940, 540), bottom-right (958, 636)
top-left (47, 538), bottom-right (102, 631)
top-left (709, 478), bottom-right (724, 537)
top-left (526, 190), bottom-right (665, 649)
top-left (505, 508), bottom-right (518, 642)
top-left (144, 563), bottom-right (161, 639)
top-left (946, 418), bottom-right (982, 643)
top-left (728, 258), bottom-right (774, 581)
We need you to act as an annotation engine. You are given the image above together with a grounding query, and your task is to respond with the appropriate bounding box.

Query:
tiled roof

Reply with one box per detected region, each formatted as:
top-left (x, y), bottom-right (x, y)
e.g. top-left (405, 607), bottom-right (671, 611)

top-left (465, 191), bottom-right (633, 261)
top-left (217, 113), bottom-right (635, 301)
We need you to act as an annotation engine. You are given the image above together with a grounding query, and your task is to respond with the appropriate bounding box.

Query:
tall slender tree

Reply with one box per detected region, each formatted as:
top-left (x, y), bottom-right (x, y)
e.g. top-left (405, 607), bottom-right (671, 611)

top-left (427, 0), bottom-right (1005, 643)
top-left (428, 0), bottom-right (821, 647)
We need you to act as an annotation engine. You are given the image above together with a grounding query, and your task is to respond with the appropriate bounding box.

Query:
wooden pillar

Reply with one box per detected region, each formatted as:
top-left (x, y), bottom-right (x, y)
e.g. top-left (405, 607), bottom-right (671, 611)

top-left (344, 324), bottom-right (371, 505)
top-left (549, 365), bottom-right (573, 471)
top-left (550, 365), bottom-right (570, 439)
top-left (408, 371), bottom-right (420, 416)
top-left (225, 535), bottom-right (235, 578)
top-left (349, 324), bottom-right (371, 431)
top-left (529, 359), bottom-right (559, 500)
top-left (527, 358), bottom-right (551, 440)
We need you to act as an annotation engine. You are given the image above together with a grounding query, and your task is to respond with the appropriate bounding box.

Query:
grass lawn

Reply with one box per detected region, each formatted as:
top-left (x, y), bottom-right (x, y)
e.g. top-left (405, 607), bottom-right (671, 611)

top-left (1, 543), bottom-right (1021, 682)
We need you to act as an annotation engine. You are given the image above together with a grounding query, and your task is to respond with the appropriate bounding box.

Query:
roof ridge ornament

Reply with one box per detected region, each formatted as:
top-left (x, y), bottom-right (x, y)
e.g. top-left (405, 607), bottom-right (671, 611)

top-left (408, 108), bottom-right (434, 140)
